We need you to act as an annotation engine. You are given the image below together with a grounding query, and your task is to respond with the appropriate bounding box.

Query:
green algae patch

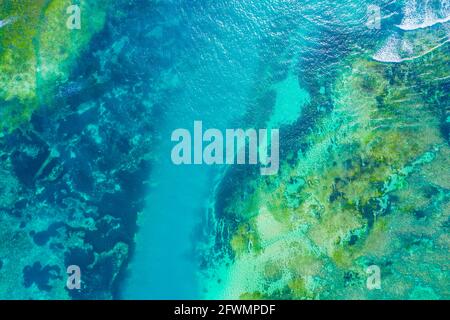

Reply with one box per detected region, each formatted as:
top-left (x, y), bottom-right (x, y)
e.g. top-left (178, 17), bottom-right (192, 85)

top-left (0, 0), bottom-right (111, 133)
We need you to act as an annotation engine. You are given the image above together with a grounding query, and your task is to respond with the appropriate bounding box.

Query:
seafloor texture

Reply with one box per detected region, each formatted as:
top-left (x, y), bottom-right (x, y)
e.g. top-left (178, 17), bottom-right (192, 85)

top-left (0, 0), bottom-right (159, 299)
top-left (202, 52), bottom-right (450, 299)
top-left (0, 0), bottom-right (449, 299)
top-left (200, 5), bottom-right (450, 299)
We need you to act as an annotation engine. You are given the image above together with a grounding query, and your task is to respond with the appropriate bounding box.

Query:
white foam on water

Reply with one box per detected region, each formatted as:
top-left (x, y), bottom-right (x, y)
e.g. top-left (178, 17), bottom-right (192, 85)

top-left (0, 17), bottom-right (17, 28)
top-left (373, 35), bottom-right (403, 62)
top-left (397, 0), bottom-right (450, 30)
top-left (398, 15), bottom-right (450, 30)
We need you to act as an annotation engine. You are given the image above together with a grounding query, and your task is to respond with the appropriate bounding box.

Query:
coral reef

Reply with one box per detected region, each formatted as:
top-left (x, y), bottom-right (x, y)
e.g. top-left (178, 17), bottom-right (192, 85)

top-left (0, 0), bottom-right (158, 299)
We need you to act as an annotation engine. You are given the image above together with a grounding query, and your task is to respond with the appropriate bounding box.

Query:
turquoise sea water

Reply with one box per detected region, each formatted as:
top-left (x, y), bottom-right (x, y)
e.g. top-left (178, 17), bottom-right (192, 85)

top-left (0, 0), bottom-right (448, 299)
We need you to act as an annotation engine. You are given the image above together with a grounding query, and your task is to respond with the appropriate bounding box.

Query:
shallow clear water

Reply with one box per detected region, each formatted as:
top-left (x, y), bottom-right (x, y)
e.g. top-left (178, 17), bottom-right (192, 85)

top-left (123, 0), bottom-right (400, 299)
top-left (0, 0), bottom-right (447, 300)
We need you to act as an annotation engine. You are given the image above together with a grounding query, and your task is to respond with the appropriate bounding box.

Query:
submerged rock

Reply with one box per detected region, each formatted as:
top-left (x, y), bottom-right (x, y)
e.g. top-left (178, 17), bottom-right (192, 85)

top-left (202, 41), bottom-right (449, 299)
top-left (0, 0), bottom-right (159, 299)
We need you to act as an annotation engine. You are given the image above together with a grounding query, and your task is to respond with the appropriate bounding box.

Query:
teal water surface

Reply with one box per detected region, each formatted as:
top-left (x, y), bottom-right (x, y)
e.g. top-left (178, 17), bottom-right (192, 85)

top-left (122, 0), bottom-right (392, 299)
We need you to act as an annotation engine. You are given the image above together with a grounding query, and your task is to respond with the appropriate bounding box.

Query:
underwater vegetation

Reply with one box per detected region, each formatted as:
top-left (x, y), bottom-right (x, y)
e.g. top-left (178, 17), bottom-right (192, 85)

top-left (201, 17), bottom-right (450, 299)
top-left (0, 0), bottom-right (110, 133)
top-left (0, 0), bottom-right (162, 299)
top-left (0, 0), bottom-right (448, 300)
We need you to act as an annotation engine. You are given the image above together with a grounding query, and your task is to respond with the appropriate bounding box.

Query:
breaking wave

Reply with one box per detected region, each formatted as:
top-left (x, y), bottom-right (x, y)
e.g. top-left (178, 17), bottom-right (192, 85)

top-left (373, 0), bottom-right (450, 63)
top-left (397, 0), bottom-right (450, 30)
top-left (373, 35), bottom-right (450, 62)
